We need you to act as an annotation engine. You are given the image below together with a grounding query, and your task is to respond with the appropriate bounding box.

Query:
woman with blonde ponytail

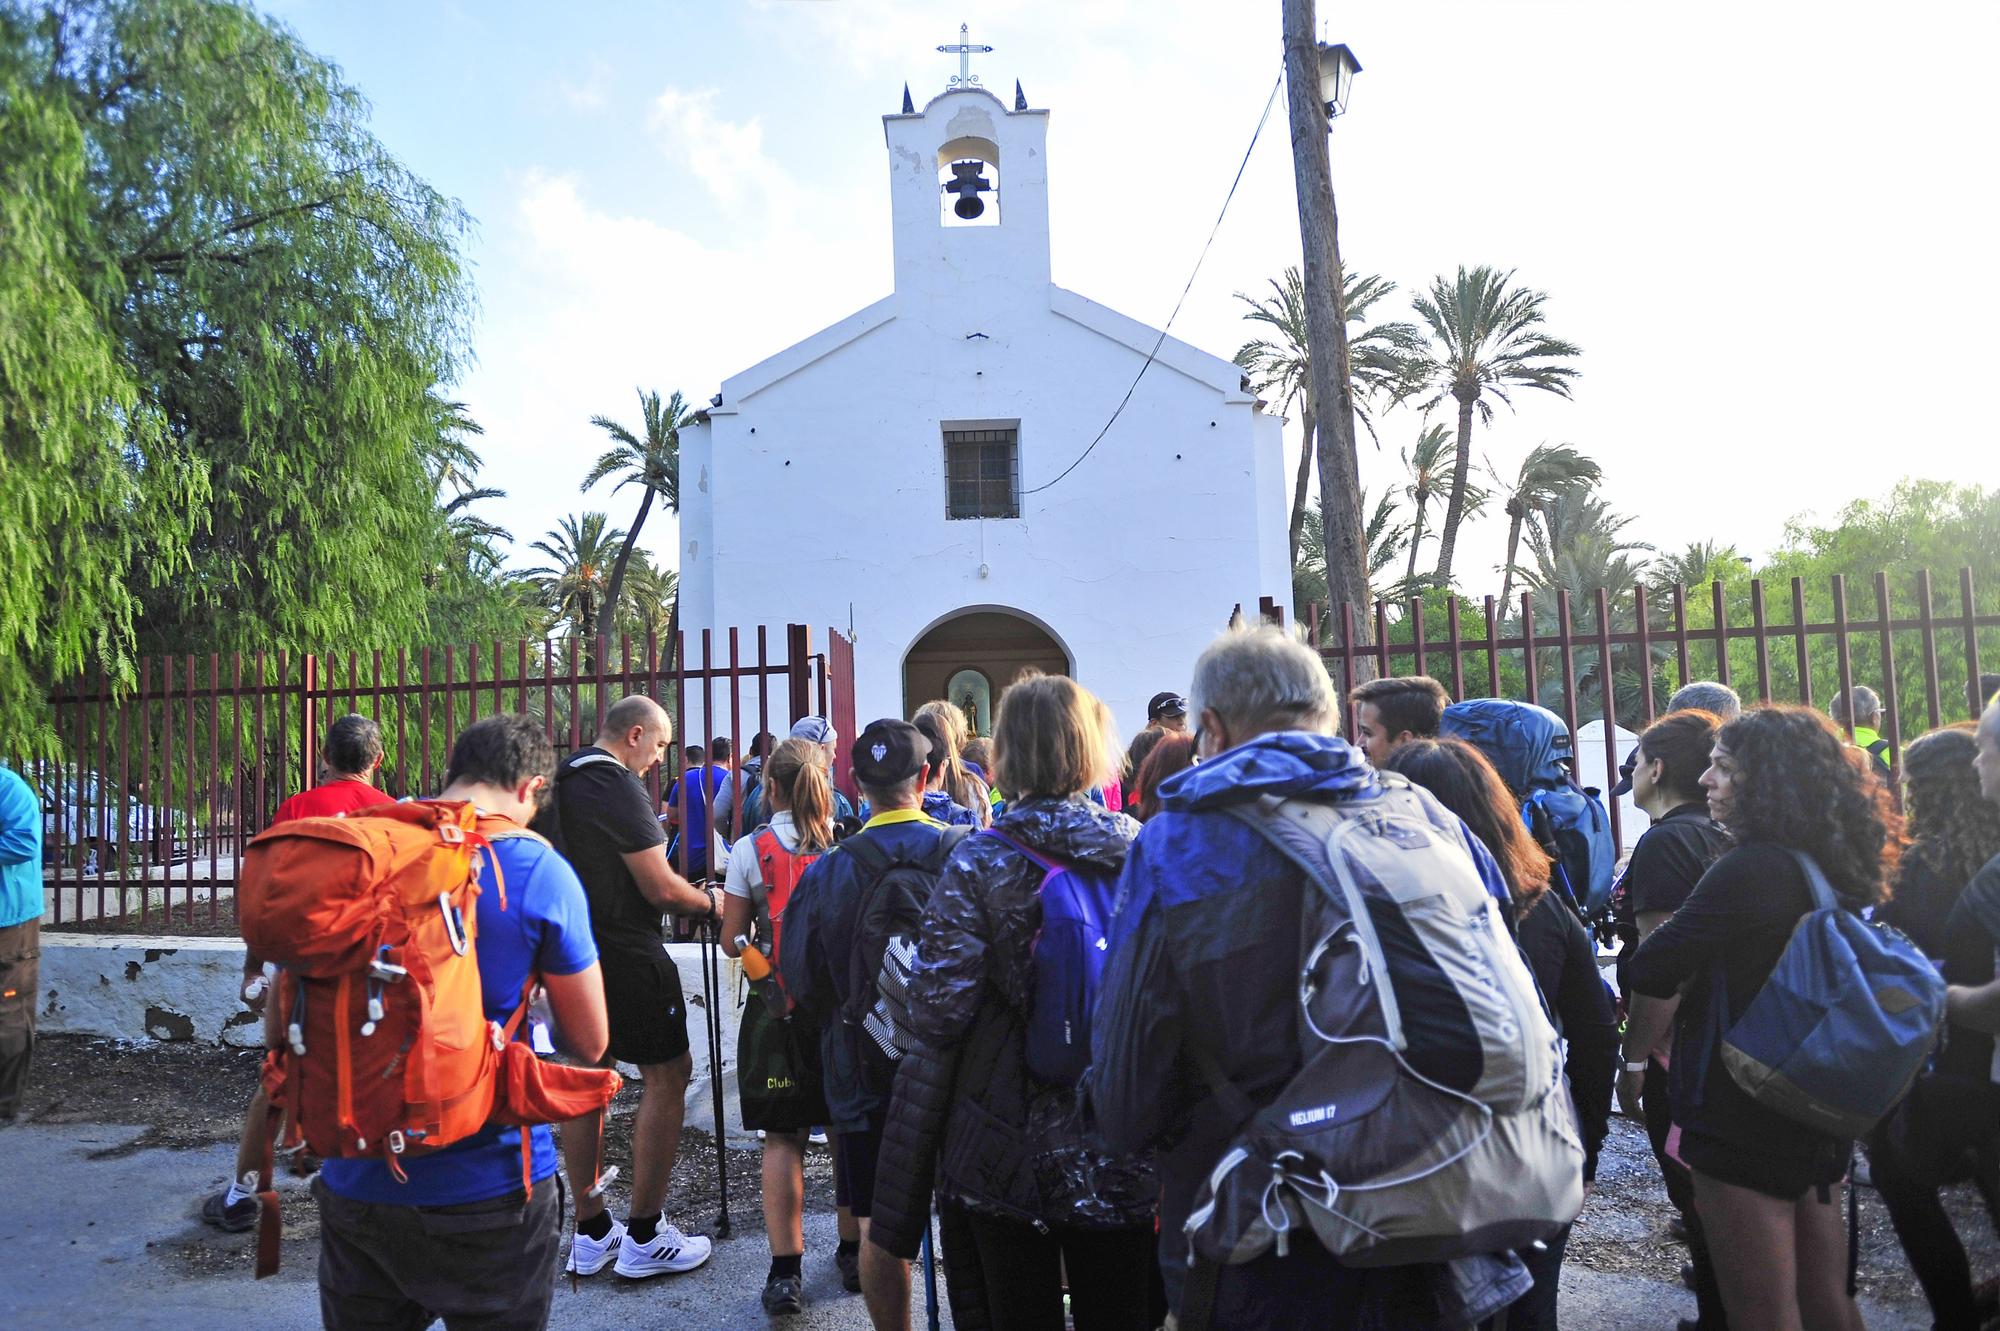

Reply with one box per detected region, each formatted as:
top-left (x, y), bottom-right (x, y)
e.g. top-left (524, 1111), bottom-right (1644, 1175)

top-left (720, 738), bottom-right (840, 1314)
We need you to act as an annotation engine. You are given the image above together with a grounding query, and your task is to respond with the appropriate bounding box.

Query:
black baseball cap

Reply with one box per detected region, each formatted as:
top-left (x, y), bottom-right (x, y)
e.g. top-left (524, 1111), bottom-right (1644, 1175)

top-left (1148, 691), bottom-right (1188, 721)
top-left (1611, 749), bottom-right (1639, 798)
top-left (851, 718), bottom-right (931, 787)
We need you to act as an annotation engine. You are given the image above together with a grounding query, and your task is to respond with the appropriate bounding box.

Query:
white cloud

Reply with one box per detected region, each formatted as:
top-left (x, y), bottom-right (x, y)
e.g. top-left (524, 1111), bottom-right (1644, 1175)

top-left (453, 166), bottom-right (889, 575)
top-left (649, 87), bottom-right (775, 208)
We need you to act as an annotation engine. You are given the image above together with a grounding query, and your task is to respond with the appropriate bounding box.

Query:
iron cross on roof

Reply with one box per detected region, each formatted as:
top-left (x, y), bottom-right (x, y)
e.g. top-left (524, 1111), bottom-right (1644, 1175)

top-left (937, 23), bottom-right (993, 91)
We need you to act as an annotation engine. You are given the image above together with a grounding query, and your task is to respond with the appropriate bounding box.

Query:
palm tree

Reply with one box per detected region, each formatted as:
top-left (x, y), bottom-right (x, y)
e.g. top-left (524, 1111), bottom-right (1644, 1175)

top-left (522, 512), bottom-right (626, 647)
top-left (1400, 425), bottom-right (1457, 585)
top-left (1517, 495), bottom-right (1658, 718)
top-left (1650, 539), bottom-right (1749, 598)
top-left (582, 389), bottom-right (690, 634)
top-left (420, 396), bottom-right (487, 500)
top-left (1491, 444), bottom-right (1602, 611)
top-left (1396, 266), bottom-right (1582, 582)
top-left (616, 552), bottom-right (679, 643)
top-left (1295, 487), bottom-right (1408, 614)
top-left (1235, 268), bottom-right (1419, 562)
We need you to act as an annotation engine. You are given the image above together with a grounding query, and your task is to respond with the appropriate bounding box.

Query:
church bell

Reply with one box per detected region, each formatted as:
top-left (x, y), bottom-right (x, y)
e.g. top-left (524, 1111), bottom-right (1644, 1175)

top-left (945, 160), bottom-right (992, 219)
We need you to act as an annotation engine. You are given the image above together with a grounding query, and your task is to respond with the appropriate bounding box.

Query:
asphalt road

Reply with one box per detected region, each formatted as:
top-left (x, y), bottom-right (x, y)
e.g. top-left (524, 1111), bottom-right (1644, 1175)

top-left (0, 1122), bottom-right (1935, 1330)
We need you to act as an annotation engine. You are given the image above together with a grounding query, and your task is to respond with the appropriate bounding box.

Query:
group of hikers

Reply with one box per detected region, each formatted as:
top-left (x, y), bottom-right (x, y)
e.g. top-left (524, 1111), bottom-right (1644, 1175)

top-left (140, 627), bottom-right (2000, 1330)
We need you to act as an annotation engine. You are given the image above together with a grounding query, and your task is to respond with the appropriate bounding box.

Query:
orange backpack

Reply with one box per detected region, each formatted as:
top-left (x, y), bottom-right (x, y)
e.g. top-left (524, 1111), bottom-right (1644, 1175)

top-left (239, 800), bottom-right (620, 1275)
top-left (753, 825), bottom-right (821, 971)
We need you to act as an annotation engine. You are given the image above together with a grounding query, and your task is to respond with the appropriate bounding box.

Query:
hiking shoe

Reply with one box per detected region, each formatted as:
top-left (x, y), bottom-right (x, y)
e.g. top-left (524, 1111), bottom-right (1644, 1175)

top-left (200, 1188), bottom-right (257, 1233)
top-left (835, 1244), bottom-right (862, 1293)
top-left (614, 1223), bottom-right (712, 1278)
top-left (565, 1216), bottom-right (626, 1277)
top-left (762, 1274), bottom-right (805, 1315)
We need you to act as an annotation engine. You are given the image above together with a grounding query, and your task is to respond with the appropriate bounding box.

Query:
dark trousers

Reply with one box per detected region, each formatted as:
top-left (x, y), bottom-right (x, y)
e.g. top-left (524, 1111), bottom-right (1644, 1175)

top-left (314, 1175), bottom-right (560, 1331)
top-left (1644, 1059), bottom-right (1729, 1330)
top-left (0, 917), bottom-right (38, 1119)
top-left (1497, 1222), bottom-right (1570, 1331)
top-left (961, 1210), bottom-right (1161, 1331)
top-left (1871, 1073), bottom-right (2000, 1331)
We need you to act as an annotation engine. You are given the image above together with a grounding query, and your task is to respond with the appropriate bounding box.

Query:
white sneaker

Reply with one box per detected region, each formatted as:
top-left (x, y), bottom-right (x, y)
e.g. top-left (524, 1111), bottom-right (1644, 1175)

top-left (614, 1222), bottom-right (713, 1278)
top-left (565, 1216), bottom-right (627, 1277)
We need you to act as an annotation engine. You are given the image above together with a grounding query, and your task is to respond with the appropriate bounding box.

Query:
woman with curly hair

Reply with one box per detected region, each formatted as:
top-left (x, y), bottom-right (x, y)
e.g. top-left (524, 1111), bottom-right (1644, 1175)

top-left (1881, 724), bottom-right (2000, 959)
top-left (1630, 705), bottom-right (1902, 1331)
top-left (1871, 719), bottom-right (2000, 1330)
top-left (1382, 737), bottom-right (1616, 1331)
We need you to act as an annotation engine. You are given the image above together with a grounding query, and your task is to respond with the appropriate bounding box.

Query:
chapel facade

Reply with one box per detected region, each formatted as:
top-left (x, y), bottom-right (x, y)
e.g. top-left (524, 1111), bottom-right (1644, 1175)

top-left (677, 58), bottom-right (1288, 738)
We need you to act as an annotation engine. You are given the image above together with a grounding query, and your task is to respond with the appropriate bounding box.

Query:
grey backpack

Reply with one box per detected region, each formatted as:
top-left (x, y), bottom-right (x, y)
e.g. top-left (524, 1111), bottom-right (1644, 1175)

top-left (1184, 778), bottom-right (1584, 1269)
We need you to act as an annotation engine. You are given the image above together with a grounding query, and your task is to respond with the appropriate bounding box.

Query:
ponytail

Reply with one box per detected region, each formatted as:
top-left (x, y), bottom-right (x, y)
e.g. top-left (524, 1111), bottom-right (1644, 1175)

top-left (763, 739), bottom-right (835, 852)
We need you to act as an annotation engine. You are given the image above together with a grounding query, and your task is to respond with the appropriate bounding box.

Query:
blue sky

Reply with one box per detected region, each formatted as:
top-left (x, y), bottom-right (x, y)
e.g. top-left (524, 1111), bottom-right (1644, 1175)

top-left (266, 0), bottom-right (2000, 591)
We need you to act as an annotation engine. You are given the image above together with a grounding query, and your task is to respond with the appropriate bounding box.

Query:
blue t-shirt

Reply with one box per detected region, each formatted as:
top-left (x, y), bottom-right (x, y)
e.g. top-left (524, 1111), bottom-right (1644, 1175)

top-left (321, 830), bottom-right (599, 1205)
top-left (666, 765), bottom-right (729, 861)
top-left (0, 766), bottom-right (43, 930)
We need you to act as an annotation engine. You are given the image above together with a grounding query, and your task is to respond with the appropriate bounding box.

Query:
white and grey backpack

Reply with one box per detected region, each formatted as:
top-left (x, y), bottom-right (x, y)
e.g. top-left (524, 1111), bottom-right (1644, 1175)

top-left (1185, 776), bottom-right (1584, 1269)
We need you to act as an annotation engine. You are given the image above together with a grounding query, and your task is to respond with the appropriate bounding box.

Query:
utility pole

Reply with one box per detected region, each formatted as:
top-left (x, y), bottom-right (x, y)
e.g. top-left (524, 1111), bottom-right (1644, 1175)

top-left (1281, 0), bottom-right (1374, 659)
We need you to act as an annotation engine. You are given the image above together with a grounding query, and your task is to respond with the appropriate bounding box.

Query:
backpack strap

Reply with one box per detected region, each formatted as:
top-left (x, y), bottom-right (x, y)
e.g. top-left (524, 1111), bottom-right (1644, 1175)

top-left (1222, 792), bottom-right (1406, 1047)
top-left (977, 827), bottom-right (1063, 876)
top-left (1785, 848), bottom-right (1839, 912)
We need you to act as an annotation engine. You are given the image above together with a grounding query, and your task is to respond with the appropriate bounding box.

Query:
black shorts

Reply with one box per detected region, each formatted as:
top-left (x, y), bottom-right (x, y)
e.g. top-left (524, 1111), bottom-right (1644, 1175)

top-left (600, 946), bottom-right (690, 1067)
top-left (834, 1117), bottom-right (885, 1218)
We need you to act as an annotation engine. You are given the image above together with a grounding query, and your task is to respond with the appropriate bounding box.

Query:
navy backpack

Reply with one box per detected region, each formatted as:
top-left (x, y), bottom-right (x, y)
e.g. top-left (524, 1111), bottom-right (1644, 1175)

top-left (1440, 699), bottom-right (1616, 918)
top-left (1718, 850), bottom-right (1944, 1138)
top-left (981, 829), bottom-right (1120, 1086)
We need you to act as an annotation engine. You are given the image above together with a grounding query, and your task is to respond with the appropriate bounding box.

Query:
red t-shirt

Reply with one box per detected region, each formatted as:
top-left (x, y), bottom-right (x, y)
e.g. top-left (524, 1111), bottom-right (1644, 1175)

top-left (270, 778), bottom-right (394, 825)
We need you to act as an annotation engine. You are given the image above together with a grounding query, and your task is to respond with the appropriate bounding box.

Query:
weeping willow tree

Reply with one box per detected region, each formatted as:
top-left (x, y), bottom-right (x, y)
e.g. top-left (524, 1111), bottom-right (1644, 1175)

top-left (0, 0), bottom-right (479, 752)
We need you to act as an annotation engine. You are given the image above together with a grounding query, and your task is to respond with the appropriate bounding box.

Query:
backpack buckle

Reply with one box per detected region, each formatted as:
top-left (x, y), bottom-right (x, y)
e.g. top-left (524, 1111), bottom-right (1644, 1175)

top-left (387, 1130), bottom-right (405, 1154)
top-left (437, 823), bottom-right (466, 846)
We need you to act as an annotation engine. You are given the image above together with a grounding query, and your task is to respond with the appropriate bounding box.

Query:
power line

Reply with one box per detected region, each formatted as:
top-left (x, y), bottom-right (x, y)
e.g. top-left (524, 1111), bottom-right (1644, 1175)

top-left (1023, 67), bottom-right (1285, 497)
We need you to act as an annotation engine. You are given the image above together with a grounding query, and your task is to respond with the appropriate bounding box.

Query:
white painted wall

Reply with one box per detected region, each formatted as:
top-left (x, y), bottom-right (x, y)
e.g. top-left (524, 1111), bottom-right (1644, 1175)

top-left (39, 937), bottom-right (746, 1105)
top-left (678, 87), bottom-right (1288, 739)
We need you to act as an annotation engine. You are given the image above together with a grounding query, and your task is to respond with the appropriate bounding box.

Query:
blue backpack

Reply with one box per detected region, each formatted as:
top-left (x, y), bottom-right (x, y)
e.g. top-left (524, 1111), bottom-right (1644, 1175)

top-left (1440, 699), bottom-right (1616, 917)
top-left (981, 829), bottom-right (1120, 1087)
top-left (1718, 850), bottom-right (1944, 1138)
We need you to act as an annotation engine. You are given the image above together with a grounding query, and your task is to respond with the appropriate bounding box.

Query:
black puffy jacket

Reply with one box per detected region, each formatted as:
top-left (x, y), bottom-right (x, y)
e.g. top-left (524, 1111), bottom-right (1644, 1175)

top-left (870, 797), bottom-right (1158, 1259)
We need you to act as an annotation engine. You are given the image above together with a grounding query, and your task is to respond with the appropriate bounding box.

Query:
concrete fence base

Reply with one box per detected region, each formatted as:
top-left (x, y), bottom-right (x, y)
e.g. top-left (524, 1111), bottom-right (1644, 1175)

top-left (38, 936), bottom-right (748, 1097)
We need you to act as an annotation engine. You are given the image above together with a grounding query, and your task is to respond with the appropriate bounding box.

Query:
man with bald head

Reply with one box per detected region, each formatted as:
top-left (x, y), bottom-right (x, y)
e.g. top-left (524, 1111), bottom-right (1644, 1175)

top-left (538, 695), bottom-right (721, 1280)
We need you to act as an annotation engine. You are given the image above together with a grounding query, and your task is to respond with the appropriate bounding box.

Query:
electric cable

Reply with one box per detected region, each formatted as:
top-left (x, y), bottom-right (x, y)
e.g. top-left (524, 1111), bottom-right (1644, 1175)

top-left (1023, 66), bottom-right (1285, 496)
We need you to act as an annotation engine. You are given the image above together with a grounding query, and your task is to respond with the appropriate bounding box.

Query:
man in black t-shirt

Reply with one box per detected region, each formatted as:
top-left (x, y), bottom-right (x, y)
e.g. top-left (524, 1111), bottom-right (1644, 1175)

top-left (539, 695), bottom-right (722, 1282)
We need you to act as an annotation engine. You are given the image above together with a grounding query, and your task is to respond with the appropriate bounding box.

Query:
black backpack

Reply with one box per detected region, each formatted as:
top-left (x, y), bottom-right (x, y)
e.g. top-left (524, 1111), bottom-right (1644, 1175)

top-left (839, 824), bottom-right (968, 1090)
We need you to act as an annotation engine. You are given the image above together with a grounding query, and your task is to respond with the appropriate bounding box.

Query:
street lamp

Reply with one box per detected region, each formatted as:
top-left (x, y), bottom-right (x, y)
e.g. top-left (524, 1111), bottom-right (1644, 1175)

top-left (1316, 42), bottom-right (1361, 119)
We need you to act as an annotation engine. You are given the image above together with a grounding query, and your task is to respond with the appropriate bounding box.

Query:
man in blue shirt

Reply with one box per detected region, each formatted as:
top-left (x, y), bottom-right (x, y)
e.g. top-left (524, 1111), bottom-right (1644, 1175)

top-left (663, 737), bottom-right (731, 879)
top-left (314, 715), bottom-right (608, 1330)
top-left (0, 764), bottom-right (43, 1120)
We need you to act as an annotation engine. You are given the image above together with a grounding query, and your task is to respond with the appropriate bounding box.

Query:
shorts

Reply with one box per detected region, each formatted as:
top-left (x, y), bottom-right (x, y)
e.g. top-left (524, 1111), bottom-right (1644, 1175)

top-left (600, 947), bottom-right (690, 1067)
top-left (1681, 1126), bottom-right (1851, 1201)
top-left (314, 1175), bottom-right (559, 1331)
top-left (834, 1117), bottom-right (885, 1219)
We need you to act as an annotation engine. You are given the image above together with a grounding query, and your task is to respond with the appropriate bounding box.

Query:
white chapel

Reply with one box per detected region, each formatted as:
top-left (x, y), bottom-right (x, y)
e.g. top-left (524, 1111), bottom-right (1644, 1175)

top-left (677, 44), bottom-right (1288, 737)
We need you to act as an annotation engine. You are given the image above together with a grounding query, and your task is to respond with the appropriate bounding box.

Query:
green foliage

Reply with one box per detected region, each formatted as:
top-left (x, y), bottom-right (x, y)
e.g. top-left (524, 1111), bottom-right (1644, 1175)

top-left (0, 16), bottom-right (198, 750)
top-left (0, 0), bottom-right (479, 750)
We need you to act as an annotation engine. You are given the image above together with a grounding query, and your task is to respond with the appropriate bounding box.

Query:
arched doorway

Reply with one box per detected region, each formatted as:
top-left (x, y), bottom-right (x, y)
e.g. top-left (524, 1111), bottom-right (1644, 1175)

top-left (902, 609), bottom-right (1071, 734)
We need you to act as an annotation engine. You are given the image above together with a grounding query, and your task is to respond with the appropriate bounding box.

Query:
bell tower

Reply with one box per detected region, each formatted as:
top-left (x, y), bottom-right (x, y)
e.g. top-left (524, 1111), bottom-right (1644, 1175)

top-left (883, 26), bottom-right (1051, 299)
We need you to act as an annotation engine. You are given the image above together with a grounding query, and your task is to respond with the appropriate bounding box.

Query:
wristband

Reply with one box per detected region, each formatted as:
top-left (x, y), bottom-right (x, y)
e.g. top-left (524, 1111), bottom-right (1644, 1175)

top-left (1623, 1060), bottom-right (1649, 1073)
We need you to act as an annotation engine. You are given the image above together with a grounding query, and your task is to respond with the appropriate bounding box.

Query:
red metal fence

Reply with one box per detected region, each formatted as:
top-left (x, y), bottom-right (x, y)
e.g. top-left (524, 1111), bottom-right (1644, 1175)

top-left (1270, 568), bottom-right (1999, 856)
top-left (20, 626), bottom-right (857, 928)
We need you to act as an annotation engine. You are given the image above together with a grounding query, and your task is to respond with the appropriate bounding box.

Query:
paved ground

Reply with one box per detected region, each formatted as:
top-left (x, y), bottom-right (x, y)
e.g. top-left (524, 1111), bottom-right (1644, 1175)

top-left (0, 1119), bottom-right (1946, 1331)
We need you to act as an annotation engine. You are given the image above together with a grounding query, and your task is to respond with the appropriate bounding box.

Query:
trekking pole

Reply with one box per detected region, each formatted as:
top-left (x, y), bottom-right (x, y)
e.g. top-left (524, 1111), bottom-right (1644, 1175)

top-left (920, 1209), bottom-right (941, 1331)
top-left (700, 912), bottom-right (732, 1239)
